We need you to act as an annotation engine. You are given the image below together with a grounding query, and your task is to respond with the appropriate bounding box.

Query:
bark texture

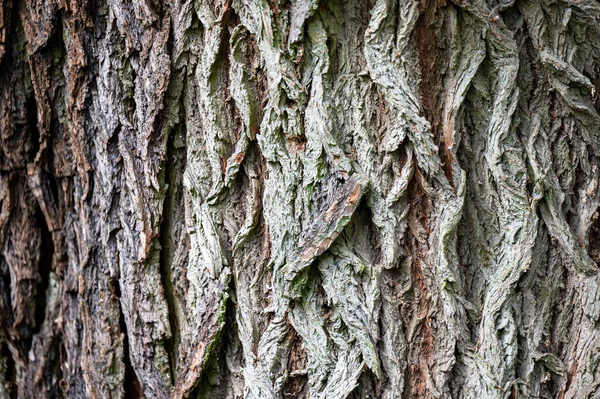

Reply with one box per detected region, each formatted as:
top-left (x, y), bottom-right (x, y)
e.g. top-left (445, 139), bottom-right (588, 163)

top-left (2, 0), bottom-right (600, 398)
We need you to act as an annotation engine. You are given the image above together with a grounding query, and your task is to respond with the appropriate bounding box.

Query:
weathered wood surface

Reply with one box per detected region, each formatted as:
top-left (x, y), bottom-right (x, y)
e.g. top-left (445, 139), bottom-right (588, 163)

top-left (2, 0), bottom-right (600, 398)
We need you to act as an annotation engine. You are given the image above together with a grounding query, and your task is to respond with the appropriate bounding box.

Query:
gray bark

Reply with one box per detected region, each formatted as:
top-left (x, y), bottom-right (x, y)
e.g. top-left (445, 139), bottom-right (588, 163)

top-left (1, 0), bottom-right (600, 398)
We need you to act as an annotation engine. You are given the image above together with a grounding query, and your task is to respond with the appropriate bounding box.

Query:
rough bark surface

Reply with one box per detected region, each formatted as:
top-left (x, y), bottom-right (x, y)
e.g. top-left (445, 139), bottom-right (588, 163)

top-left (2, 0), bottom-right (600, 398)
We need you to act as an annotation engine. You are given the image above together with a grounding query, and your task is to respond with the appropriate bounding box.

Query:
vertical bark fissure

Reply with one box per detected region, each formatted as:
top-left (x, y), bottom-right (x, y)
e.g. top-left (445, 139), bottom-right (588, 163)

top-left (116, 282), bottom-right (142, 399)
top-left (158, 122), bottom-right (181, 385)
top-left (0, 338), bottom-right (16, 398)
top-left (25, 93), bottom-right (39, 159)
top-left (0, 263), bottom-right (11, 331)
top-left (188, 288), bottom-right (238, 399)
top-left (32, 206), bottom-right (53, 336)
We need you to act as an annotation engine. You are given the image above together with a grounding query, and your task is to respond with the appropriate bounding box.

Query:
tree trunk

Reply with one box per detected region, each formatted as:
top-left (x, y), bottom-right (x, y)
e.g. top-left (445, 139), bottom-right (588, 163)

top-left (2, 0), bottom-right (600, 397)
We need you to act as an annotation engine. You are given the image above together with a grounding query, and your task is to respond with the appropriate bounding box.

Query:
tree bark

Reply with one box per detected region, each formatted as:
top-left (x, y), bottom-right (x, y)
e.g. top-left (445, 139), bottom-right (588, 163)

top-left (2, 0), bottom-right (600, 398)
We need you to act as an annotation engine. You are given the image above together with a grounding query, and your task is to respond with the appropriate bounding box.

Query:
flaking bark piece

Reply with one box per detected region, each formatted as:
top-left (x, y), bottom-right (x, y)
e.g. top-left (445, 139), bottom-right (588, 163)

top-left (283, 175), bottom-right (368, 299)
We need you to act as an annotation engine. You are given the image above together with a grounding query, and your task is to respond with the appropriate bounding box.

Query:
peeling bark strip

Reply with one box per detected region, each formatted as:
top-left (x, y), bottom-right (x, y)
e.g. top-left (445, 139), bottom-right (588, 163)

top-left (283, 175), bottom-right (367, 299)
top-left (3, 0), bottom-right (600, 398)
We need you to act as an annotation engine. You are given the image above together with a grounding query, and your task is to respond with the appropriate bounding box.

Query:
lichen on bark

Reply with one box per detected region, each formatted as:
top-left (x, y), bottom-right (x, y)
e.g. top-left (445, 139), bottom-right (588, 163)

top-left (2, 0), bottom-right (600, 398)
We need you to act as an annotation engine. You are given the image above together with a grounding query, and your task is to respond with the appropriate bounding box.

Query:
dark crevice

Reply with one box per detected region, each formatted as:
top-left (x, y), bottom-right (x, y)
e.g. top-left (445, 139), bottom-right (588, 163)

top-left (149, 24), bottom-right (174, 151)
top-left (0, 282), bottom-right (12, 336)
top-left (0, 252), bottom-right (13, 332)
top-left (58, 338), bottom-right (68, 396)
top-left (122, 319), bottom-right (142, 398)
top-left (213, 8), bottom-right (238, 159)
top-left (0, 0), bottom-right (18, 72)
top-left (26, 94), bottom-right (40, 158)
top-left (32, 207), bottom-right (54, 336)
top-left (188, 294), bottom-right (239, 399)
top-left (282, 329), bottom-right (308, 399)
top-left (121, 57), bottom-right (137, 125)
top-left (415, 0), bottom-right (454, 186)
top-left (46, 171), bottom-right (60, 210)
top-left (46, 335), bottom-right (65, 398)
top-left (115, 282), bottom-right (143, 398)
top-left (588, 204), bottom-right (600, 264)
top-left (348, 368), bottom-right (379, 399)
top-left (158, 121), bottom-right (181, 385)
top-left (155, 16), bottom-right (190, 385)
top-left (1, 339), bottom-right (17, 398)
top-left (157, 39), bottom-right (189, 383)
top-left (402, 175), bottom-right (434, 399)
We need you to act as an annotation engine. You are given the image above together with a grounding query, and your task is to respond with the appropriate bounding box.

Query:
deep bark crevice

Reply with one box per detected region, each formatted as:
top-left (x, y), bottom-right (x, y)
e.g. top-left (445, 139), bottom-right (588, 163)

top-left (42, 334), bottom-right (65, 399)
top-left (1, 338), bottom-right (16, 398)
top-left (403, 173), bottom-right (433, 399)
top-left (349, 369), bottom-right (379, 399)
top-left (157, 31), bottom-right (190, 380)
top-left (587, 206), bottom-right (600, 264)
top-left (57, 337), bottom-right (67, 396)
top-left (415, 0), bottom-right (451, 181)
top-left (116, 282), bottom-right (142, 399)
top-left (282, 328), bottom-right (308, 399)
top-left (0, 264), bottom-right (12, 327)
top-left (158, 121), bottom-right (181, 385)
top-left (32, 206), bottom-right (53, 336)
top-left (189, 294), bottom-right (237, 399)
top-left (25, 93), bottom-right (40, 158)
